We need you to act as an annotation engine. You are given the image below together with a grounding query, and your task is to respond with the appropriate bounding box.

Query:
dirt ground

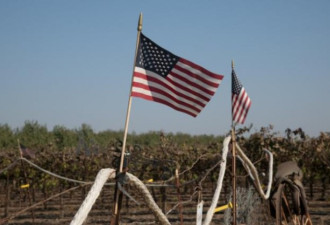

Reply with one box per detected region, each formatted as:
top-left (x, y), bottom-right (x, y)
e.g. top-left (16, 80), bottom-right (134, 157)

top-left (1, 183), bottom-right (329, 225)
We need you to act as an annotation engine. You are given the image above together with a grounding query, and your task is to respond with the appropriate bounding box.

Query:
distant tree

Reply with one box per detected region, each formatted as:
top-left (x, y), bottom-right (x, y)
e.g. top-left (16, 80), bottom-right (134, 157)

top-left (0, 123), bottom-right (16, 149)
top-left (52, 125), bottom-right (77, 151)
top-left (76, 123), bottom-right (96, 155)
top-left (17, 121), bottom-right (51, 150)
top-left (94, 130), bottom-right (122, 150)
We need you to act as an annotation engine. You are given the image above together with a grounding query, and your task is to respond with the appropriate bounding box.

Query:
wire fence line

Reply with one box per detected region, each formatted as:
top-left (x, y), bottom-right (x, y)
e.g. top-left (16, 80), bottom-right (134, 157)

top-left (1, 156), bottom-right (222, 189)
top-left (0, 160), bottom-right (20, 175)
top-left (20, 157), bottom-right (96, 185)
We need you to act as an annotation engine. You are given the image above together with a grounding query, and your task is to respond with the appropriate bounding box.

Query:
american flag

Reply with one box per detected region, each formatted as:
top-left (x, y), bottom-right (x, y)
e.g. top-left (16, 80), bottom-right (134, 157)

top-left (131, 33), bottom-right (223, 117)
top-left (232, 68), bottom-right (251, 124)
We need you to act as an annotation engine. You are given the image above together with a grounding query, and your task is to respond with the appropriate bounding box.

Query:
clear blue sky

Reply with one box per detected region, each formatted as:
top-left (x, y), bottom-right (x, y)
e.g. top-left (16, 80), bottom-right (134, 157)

top-left (1, 1), bottom-right (329, 137)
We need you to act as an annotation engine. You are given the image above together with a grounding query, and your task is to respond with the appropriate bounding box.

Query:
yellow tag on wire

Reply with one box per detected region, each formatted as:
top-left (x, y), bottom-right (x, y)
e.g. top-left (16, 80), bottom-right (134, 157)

top-left (20, 184), bottom-right (30, 189)
top-left (214, 202), bottom-right (234, 212)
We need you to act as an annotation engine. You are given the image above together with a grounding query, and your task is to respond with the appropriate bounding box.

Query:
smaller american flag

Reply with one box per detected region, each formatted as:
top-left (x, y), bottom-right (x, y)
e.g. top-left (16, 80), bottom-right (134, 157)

top-left (232, 67), bottom-right (251, 124)
top-left (20, 144), bottom-right (36, 159)
top-left (131, 33), bottom-right (223, 117)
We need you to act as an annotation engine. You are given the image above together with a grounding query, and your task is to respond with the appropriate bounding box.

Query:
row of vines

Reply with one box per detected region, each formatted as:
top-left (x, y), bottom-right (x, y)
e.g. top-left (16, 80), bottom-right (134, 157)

top-left (0, 121), bottom-right (329, 203)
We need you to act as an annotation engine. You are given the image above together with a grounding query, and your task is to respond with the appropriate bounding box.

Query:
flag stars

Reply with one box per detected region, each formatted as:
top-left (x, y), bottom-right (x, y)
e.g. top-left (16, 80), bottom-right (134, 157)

top-left (136, 33), bottom-right (180, 78)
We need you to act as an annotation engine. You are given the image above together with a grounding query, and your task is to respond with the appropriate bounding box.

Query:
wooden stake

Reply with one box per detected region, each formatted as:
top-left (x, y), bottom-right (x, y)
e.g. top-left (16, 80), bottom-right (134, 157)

top-left (5, 172), bottom-right (9, 217)
top-left (231, 127), bottom-right (237, 225)
top-left (17, 140), bottom-right (35, 224)
top-left (175, 169), bottom-right (183, 225)
top-left (231, 60), bottom-right (237, 225)
top-left (111, 13), bottom-right (143, 225)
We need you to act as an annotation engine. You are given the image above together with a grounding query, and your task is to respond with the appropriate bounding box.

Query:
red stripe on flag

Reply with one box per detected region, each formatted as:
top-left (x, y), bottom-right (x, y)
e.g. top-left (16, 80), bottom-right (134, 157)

top-left (179, 58), bottom-right (224, 80)
top-left (170, 69), bottom-right (217, 96)
top-left (175, 62), bottom-right (222, 90)
top-left (132, 81), bottom-right (202, 113)
top-left (131, 92), bottom-right (197, 117)
top-left (232, 90), bottom-right (251, 124)
top-left (165, 76), bottom-right (211, 102)
top-left (133, 71), bottom-right (207, 107)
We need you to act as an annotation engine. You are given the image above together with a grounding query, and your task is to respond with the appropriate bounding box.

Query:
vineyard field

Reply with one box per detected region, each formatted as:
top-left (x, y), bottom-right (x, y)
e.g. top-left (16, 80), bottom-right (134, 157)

top-left (0, 180), bottom-right (329, 225)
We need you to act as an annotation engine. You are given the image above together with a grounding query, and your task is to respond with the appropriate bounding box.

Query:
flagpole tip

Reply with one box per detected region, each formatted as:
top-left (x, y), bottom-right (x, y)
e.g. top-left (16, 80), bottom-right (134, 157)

top-left (231, 60), bottom-right (235, 69)
top-left (138, 13), bottom-right (143, 31)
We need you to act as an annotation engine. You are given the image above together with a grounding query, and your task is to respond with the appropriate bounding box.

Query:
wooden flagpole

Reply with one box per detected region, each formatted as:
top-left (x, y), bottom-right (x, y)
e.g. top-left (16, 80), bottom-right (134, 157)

top-left (231, 60), bottom-right (237, 225)
top-left (111, 13), bottom-right (143, 225)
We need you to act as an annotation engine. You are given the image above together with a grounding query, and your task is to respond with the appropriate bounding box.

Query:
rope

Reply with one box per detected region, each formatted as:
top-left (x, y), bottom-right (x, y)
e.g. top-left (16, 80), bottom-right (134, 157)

top-left (235, 144), bottom-right (273, 199)
top-left (19, 157), bottom-right (194, 188)
top-left (118, 183), bottom-right (140, 205)
top-left (69, 169), bottom-right (170, 225)
top-left (203, 136), bottom-right (231, 225)
top-left (21, 158), bottom-right (95, 185)
top-left (17, 158), bottom-right (170, 224)
top-left (70, 169), bottom-right (116, 225)
top-left (203, 137), bottom-right (274, 225)
top-left (126, 173), bottom-right (171, 225)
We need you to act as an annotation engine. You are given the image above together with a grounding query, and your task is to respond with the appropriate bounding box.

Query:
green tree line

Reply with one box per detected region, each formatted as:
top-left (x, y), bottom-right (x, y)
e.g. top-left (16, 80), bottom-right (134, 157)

top-left (0, 121), bottom-right (222, 153)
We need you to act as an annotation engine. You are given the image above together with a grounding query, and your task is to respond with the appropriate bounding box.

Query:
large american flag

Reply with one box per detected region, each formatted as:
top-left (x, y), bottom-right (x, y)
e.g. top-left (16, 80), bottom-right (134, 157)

top-left (232, 68), bottom-right (251, 124)
top-left (131, 33), bottom-right (224, 117)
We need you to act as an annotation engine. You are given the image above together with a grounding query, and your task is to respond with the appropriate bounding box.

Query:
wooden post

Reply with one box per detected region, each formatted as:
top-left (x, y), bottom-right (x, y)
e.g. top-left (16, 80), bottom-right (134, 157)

top-left (161, 186), bottom-right (167, 213)
top-left (5, 172), bottom-right (10, 217)
top-left (175, 169), bottom-right (183, 225)
top-left (196, 200), bottom-right (203, 225)
top-left (17, 140), bottom-right (35, 224)
top-left (60, 185), bottom-right (64, 218)
top-left (110, 13), bottom-right (143, 225)
top-left (281, 192), bottom-right (290, 225)
top-left (231, 127), bottom-right (237, 225)
top-left (231, 60), bottom-right (237, 225)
